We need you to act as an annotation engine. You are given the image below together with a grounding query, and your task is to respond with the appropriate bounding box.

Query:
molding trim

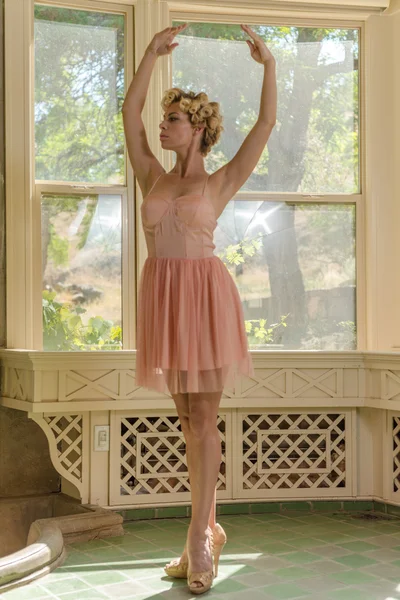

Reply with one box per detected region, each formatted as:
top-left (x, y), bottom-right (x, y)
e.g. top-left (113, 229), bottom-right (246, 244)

top-left (168, 0), bottom-right (389, 6)
top-left (2, 350), bottom-right (400, 411)
top-left (167, 0), bottom-right (387, 20)
top-left (383, 0), bottom-right (400, 13)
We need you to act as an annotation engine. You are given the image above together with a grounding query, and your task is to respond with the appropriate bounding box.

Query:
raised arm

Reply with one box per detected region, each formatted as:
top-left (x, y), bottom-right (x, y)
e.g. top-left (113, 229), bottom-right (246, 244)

top-left (212, 24), bottom-right (277, 213)
top-left (122, 24), bottom-right (187, 196)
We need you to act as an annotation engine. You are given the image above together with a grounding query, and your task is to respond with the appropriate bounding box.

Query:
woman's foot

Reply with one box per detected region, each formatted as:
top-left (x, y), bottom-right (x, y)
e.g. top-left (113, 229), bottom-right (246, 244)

top-left (164, 546), bottom-right (188, 578)
top-left (211, 523), bottom-right (227, 546)
top-left (187, 526), bottom-right (214, 593)
top-left (164, 523), bottom-right (226, 579)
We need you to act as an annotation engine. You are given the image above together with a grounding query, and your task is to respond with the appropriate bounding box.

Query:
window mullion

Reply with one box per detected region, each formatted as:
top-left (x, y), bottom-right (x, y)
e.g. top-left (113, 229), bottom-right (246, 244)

top-left (134, 0), bottom-right (172, 285)
top-left (5, 0), bottom-right (36, 349)
top-left (233, 193), bottom-right (362, 204)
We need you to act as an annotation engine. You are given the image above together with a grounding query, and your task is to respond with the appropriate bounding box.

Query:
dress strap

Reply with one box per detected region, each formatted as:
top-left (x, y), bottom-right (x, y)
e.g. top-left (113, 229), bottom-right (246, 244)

top-left (202, 174), bottom-right (210, 196)
top-left (146, 172), bottom-right (164, 197)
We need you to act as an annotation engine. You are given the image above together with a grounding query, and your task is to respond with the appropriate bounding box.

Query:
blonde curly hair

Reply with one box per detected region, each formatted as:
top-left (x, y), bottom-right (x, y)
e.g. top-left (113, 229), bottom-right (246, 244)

top-left (161, 88), bottom-right (224, 156)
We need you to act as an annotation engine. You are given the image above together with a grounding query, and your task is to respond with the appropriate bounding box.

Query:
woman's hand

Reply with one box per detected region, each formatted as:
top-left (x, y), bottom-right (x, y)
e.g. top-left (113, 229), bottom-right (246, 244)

top-left (241, 24), bottom-right (275, 65)
top-left (147, 23), bottom-right (188, 57)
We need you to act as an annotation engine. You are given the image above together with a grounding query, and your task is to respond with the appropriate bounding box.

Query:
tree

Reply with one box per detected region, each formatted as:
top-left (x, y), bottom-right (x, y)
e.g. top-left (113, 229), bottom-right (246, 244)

top-left (35, 9), bottom-right (358, 350)
top-left (173, 23), bottom-right (358, 346)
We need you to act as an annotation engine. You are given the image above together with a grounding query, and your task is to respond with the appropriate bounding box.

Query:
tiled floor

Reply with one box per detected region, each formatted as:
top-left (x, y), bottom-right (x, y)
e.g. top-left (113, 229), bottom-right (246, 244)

top-left (3, 511), bottom-right (400, 599)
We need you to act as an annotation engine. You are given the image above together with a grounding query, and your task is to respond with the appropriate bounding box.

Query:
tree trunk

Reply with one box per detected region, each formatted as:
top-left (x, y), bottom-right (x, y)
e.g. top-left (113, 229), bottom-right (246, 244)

top-left (258, 30), bottom-right (323, 345)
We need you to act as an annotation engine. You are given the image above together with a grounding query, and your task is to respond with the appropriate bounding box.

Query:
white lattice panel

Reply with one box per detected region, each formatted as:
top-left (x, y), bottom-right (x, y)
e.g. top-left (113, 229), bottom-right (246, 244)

top-left (257, 429), bottom-right (331, 474)
top-left (393, 416), bottom-right (400, 494)
top-left (234, 410), bottom-right (353, 498)
top-left (109, 411), bottom-right (232, 506)
top-left (28, 412), bottom-right (89, 503)
top-left (383, 411), bottom-right (400, 503)
top-left (44, 415), bottom-right (84, 481)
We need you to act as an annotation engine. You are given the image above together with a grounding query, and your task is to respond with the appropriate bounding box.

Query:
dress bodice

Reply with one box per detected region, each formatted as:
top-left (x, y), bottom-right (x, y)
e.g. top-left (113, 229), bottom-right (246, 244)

top-left (140, 173), bottom-right (217, 259)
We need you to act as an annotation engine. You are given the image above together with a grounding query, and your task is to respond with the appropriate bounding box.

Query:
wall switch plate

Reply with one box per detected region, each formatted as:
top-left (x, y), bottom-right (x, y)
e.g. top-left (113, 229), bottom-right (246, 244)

top-left (94, 425), bottom-right (110, 451)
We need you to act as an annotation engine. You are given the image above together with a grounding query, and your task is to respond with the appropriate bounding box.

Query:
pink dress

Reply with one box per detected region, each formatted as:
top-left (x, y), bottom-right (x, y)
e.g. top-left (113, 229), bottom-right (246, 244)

top-left (135, 172), bottom-right (254, 394)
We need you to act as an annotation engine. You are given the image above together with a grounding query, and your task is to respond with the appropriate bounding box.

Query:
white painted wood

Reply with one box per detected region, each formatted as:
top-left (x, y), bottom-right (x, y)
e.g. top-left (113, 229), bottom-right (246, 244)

top-left (388, 411), bottom-right (400, 503)
top-left (383, 410), bottom-right (394, 502)
top-left (109, 409), bottom-right (230, 505)
top-left (5, 0), bottom-right (37, 348)
top-left (29, 412), bottom-right (90, 503)
top-left (90, 411), bottom-right (111, 505)
top-left (233, 408), bottom-right (352, 499)
top-left (169, 5), bottom-right (383, 21)
top-left (364, 14), bottom-right (400, 350)
top-left (41, 0), bottom-right (390, 11)
top-left (61, 476), bottom-right (82, 500)
top-left (0, 351), bottom-right (397, 507)
top-left (383, 0), bottom-right (400, 14)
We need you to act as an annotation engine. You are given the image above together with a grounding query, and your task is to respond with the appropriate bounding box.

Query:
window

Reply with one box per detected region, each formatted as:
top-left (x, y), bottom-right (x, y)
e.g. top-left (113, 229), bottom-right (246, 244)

top-left (23, 6), bottom-right (362, 353)
top-left (34, 5), bottom-right (126, 351)
top-left (172, 22), bottom-right (359, 350)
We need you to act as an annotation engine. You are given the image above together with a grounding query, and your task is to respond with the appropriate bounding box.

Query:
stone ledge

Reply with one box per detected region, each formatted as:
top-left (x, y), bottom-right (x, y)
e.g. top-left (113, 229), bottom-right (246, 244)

top-left (0, 498), bottom-right (124, 593)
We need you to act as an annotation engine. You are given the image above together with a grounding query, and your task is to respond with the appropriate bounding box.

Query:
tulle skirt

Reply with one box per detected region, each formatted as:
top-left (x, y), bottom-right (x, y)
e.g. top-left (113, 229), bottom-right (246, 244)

top-left (135, 255), bottom-right (254, 394)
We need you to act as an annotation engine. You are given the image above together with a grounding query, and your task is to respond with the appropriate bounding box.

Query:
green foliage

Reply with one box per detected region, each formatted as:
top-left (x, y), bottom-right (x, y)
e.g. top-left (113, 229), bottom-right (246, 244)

top-left (336, 320), bottom-right (356, 347)
top-left (216, 237), bottom-right (288, 345)
top-left (76, 197), bottom-right (99, 250)
top-left (218, 234), bottom-right (264, 268)
top-left (36, 13), bottom-right (359, 351)
top-left (245, 314), bottom-right (289, 345)
top-left (172, 22), bottom-right (359, 194)
top-left (47, 224), bottom-right (69, 267)
top-left (295, 203), bottom-right (356, 290)
top-left (34, 6), bottom-right (125, 183)
top-left (42, 290), bottom-right (122, 351)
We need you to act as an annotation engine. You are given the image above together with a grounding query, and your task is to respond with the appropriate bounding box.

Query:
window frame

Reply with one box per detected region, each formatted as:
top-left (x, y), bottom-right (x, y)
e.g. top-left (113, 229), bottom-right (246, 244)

top-left (165, 10), bottom-right (367, 351)
top-left (5, 0), bottom-right (368, 352)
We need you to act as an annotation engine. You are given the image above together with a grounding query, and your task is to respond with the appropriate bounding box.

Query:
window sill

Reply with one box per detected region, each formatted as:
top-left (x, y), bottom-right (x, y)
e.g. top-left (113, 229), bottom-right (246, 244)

top-left (1, 348), bottom-right (400, 412)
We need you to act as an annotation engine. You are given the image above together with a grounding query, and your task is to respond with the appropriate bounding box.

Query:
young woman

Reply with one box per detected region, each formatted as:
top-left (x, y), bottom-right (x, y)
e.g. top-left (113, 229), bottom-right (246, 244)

top-left (122, 22), bottom-right (277, 595)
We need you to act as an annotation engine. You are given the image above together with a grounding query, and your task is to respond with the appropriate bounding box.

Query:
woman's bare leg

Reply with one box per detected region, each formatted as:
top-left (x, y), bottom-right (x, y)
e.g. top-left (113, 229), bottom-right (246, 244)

top-left (186, 390), bottom-right (223, 589)
top-left (167, 392), bottom-right (190, 568)
top-left (167, 391), bottom-right (220, 574)
top-left (209, 488), bottom-right (217, 530)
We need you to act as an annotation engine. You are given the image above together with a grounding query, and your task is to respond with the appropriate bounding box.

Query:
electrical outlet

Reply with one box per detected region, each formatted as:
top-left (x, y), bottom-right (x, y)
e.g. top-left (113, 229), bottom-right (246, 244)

top-left (94, 425), bottom-right (110, 451)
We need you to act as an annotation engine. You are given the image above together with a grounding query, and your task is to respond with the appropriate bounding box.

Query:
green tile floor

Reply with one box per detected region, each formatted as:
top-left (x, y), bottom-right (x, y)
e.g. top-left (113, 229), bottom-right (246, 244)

top-left (4, 511), bottom-right (400, 599)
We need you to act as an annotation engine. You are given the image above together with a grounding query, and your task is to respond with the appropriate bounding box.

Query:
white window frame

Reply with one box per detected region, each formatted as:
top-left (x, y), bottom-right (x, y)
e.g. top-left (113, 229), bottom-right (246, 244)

top-left (5, 0), bottom-right (381, 352)
top-left (168, 9), bottom-right (366, 350)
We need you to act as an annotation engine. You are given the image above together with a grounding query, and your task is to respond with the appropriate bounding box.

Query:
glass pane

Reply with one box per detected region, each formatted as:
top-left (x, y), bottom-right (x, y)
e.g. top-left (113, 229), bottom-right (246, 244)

top-left (214, 202), bottom-right (356, 350)
top-left (172, 22), bottom-right (359, 194)
top-left (34, 6), bottom-right (125, 184)
top-left (42, 194), bottom-right (122, 351)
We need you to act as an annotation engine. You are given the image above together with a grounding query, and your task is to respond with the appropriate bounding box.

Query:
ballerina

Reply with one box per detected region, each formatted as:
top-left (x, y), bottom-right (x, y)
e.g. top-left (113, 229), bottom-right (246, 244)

top-left (122, 22), bottom-right (277, 595)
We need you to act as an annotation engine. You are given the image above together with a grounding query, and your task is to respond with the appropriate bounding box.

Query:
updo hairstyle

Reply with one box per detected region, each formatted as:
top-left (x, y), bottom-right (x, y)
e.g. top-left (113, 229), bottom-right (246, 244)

top-left (161, 88), bottom-right (224, 156)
